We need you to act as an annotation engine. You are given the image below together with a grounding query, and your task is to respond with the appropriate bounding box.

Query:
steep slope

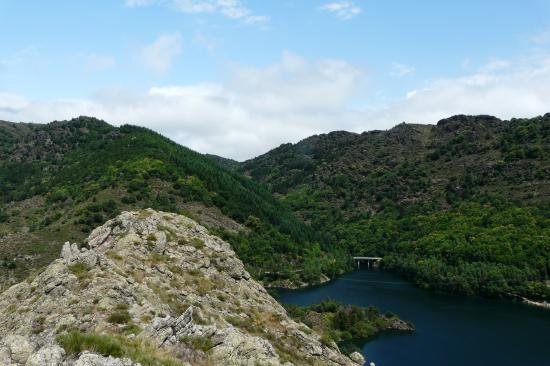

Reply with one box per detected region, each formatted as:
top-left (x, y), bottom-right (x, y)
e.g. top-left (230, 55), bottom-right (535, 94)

top-left (0, 117), bottom-right (346, 290)
top-left (0, 209), bottom-right (363, 366)
top-left (242, 114), bottom-right (550, 299)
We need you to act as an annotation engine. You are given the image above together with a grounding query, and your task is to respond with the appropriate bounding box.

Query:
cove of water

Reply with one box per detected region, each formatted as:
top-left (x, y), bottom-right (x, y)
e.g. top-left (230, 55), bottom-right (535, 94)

top-left (278, 270), bottom-right (550, 366)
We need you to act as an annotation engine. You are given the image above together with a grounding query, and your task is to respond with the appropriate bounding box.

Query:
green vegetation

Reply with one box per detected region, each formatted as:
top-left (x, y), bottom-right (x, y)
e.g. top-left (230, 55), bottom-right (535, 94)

top-left (0, 116), bottom-right (344, 287)
top-left (179, 335), bottom-right (214, 352)
top-left (57, 330), bottom-right (184, 365)
top-left (1, 114), bottom-right (548, 299)
top-left (243, 114), bottom-right (550, 299)
top-left (57, 331), bottom-right (123, 357)
top-left (284, 300), bottom-right (412, 354)
top-left (68, 263), bottom-right (89, 281)
top-left (107, 310), bottom-right (132, 325)
top-left (381, 202), bottom-right (550, 298)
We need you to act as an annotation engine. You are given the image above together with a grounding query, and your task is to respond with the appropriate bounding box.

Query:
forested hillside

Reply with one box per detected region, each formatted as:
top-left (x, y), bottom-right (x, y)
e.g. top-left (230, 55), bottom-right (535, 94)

top-left (0, 117), bottom-right (348, 289)
top-left (1, 114), bottom-right (549, 300)
top-left (242, 114), bottom-right (550, 299)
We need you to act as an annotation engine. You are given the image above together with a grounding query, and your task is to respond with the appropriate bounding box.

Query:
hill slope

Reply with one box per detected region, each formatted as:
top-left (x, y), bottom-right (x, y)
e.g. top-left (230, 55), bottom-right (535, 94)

top-left (242, 114), bottom-right (550, 299)
top-left (0, 117), bottom-right (346, 289)
top-left (0, 209), bottom-right (363, 365)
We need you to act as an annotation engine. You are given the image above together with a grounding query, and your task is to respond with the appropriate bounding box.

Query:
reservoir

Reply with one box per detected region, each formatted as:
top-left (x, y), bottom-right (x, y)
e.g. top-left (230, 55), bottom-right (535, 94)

top-left (278, 269), bottom-right (550, 366)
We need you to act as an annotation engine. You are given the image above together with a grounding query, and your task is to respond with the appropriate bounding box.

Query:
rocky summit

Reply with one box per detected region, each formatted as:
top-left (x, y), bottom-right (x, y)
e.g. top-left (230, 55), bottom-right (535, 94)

top-left (0, 209), bottom-right (363, 366)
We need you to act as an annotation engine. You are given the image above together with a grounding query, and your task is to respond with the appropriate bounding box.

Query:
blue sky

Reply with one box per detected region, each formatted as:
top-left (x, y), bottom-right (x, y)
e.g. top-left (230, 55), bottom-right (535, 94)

top-left (1, 0), bottom-right (550, 159)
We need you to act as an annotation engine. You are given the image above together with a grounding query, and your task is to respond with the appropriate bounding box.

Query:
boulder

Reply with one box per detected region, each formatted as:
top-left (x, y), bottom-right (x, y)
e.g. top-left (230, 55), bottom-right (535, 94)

top-left (2, 335), bottom-right (36, 364)
top-left (25, 345), bottom-right (65, 366)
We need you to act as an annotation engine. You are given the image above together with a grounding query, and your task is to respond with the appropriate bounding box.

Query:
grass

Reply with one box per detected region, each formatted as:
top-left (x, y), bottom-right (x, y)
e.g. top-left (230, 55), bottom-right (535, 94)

top-left (6, 304), bottom-right (17, 313)
top-left (190, 238), bottom-right (205, 249)
top-left (57, 330), bottom-right (184, 366)
top-left (196, 277), bottom-right (213, 296)
top-left (57, 331), bottom-right (123, 357)
top-left (68, 262), bottom-right (89, 281)
top-left (32, 315), bottom-right (46, 334)
top-left (159, 224), bottom-right (178, 242)
top-left (147, 280), bottom-right (188, 315)
top-left (180, 335), bottom-right (214, 352)
top-left (122, 323), bottom-right (142, 335)
top-left (107, 310), bottom-right (132, 324)
top-left (106, 250), bottom-right (123, 261)
top-left (150, 253), bottom-right (169, 264)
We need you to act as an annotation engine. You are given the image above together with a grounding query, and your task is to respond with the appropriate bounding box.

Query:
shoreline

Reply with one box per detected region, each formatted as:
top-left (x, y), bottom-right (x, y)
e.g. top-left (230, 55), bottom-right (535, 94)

top-left (522, 297), bottom-right (550, 310)
top-left (264, 273), bottom-right (333, 290)
top-left (274, 268), bottom-right (550, 313)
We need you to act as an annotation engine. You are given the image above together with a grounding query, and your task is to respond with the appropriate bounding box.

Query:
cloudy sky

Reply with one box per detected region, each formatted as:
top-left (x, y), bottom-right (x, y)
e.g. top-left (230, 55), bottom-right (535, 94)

top-left (1, 0), bottom-right (549, 160)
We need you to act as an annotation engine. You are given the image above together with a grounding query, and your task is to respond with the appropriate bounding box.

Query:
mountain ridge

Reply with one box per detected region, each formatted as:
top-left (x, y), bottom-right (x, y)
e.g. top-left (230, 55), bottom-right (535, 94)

top-left (1, 113), bottom-right (549, 300)
top-left (0, 117), bottom-right (347, 291)
top-left (240, 113), bottom-right (550, 299)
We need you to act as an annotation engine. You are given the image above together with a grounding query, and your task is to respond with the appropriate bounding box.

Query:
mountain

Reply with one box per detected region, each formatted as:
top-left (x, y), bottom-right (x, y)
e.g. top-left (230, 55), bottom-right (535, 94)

top-left (241, 114), bottom-right (550, 299)
top-left (0, 209), bottom-right (364, 365)
top-left (0, 117), bottom-right (348, 290)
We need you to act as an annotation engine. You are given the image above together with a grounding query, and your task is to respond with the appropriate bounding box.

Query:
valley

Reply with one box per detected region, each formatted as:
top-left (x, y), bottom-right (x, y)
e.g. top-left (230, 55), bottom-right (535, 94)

top-left (0, 114), bottom-right (548, 365)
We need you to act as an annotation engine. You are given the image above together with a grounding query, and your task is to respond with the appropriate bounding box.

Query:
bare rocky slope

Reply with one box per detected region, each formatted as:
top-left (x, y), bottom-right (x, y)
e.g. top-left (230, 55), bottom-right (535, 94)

top-left (0, 209), bottom-right (363, 366)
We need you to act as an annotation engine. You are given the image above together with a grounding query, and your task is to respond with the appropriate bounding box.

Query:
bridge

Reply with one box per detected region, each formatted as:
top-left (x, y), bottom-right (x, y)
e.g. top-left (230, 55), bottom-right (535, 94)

top-left (353, 256), bottom-right (382, 269)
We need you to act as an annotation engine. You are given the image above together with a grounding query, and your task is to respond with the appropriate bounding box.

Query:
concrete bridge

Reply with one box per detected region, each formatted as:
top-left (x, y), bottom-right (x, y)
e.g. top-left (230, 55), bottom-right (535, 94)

top-left (353, 257), bottom-right (382, 269)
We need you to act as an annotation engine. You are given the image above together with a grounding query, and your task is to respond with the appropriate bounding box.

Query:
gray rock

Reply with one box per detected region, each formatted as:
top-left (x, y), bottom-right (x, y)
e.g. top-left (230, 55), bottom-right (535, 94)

top-left (0, 344), bottom-right (13, 365)
top-left (25, 345), bottom-right (65, 366)
top-left (349, 351), bottom-right (365, 364)
top-left (73, 352), bottom-right (137, 366)
top-left (2, 335), bottom-right (36, 364)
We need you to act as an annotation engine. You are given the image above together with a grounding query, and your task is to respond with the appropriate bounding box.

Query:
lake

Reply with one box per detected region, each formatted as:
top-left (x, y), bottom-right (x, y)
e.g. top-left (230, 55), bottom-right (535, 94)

top-left (278, 269), bottom-right (550, 366)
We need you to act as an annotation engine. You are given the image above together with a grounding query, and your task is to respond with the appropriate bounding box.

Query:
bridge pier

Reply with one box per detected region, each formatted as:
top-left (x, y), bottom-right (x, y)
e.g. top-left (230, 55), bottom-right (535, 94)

top-left (354, 257), bottom-right (382, 269)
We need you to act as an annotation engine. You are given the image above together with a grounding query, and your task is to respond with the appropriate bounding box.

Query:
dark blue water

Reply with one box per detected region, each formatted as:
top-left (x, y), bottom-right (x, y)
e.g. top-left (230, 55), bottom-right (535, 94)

top-left (279, 270), bottom-right (550, 366)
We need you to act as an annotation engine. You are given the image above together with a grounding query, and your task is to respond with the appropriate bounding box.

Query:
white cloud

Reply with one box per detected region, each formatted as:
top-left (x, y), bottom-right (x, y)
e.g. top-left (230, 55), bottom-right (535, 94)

top-left (194, 32), bottom-right (217, 50)
top-left (391, 62), bottom-right (416, 77)
top-left (530, 30), bottom-right (550, 44)
top-left (320, 1), bottom-right (361, 20)
top-left (139, 33), bottom-right (182, 74)
top-left (1, 52), bottom-right (550, 160)
top-left (0, 46), bottom-right (38, 68)
top-left (126, 0), bottom-right (268, 24)
top-left (0, 52), bottom-right (361, 160)
top-left (365, 55), bottom-right (550, 128)
top-left (83, 53), bottom-right (116, 71)
top-left (124, 0), bottom-right (154, 6)
top-left (0, 92), bottom-right (30, 114)
top-left (481, 59), bottom-right (511, 72)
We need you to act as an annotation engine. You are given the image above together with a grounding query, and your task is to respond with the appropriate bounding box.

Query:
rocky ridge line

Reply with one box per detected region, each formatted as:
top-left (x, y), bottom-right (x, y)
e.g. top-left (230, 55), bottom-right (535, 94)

top-left (0, 209), bottom-right (364, 366)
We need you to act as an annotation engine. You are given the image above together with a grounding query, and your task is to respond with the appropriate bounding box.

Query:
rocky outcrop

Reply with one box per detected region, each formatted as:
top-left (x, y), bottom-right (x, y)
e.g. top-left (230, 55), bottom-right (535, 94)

top-left (522, 297), bottom-right (550, 310)
top-left (0, 209), bottom-right (361, 365)
top-left (385, 317), bottom-right (415, 332)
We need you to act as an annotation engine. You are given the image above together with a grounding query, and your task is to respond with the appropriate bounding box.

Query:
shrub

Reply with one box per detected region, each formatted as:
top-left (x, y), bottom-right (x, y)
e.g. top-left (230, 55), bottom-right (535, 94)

top-left (0, 209), bottom-right (8, 223)
top-left (107, 310), bottom-right (132, 324)
top-left (115, 303), bottom-right (129, 310)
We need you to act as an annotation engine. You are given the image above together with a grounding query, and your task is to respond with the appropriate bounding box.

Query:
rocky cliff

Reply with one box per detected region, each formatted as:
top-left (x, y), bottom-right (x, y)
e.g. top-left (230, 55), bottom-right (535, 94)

top-left (0, 209), bottom-right (363, 366)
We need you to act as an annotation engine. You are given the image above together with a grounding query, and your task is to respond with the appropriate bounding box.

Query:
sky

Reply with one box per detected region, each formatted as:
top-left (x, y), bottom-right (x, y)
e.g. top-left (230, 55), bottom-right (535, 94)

top-left (1, 0), bottom-right (550, 160)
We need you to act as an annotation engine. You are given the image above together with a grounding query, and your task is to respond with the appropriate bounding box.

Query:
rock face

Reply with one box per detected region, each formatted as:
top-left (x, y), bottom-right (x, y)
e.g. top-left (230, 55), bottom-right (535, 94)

top-left (0, 209), bottom-right (361, 365)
